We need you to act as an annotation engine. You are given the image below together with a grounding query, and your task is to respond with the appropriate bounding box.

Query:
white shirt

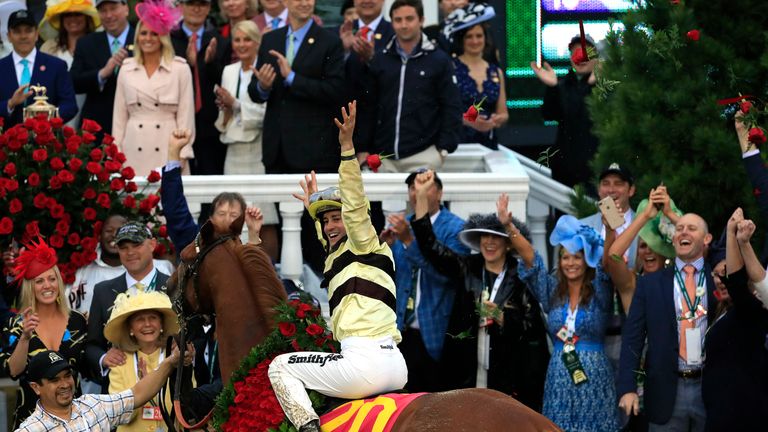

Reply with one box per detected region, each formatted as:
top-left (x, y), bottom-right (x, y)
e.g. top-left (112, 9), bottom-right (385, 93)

top-left (125, 267), bottom-right (158, 295)
top-left (12, 48), bottom-right (36, 86)
top-left (357, 15), bottom-right (384, 41)
top-left (265, 8), bottom-right (289, 29)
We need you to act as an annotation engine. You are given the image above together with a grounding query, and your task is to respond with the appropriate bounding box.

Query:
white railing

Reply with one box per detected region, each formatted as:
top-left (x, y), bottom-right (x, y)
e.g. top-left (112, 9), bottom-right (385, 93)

top-left (137, 145), bottom-right (575, 284)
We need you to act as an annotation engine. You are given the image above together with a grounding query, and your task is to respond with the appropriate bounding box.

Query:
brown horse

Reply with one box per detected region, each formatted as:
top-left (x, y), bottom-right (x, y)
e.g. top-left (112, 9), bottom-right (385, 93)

top-left (169, 217), bottom-right (561, 432)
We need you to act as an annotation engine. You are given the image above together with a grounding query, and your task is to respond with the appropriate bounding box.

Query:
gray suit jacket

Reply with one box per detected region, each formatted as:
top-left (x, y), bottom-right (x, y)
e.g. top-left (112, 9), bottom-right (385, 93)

top-left (85, 270), bottom-right (170, 383)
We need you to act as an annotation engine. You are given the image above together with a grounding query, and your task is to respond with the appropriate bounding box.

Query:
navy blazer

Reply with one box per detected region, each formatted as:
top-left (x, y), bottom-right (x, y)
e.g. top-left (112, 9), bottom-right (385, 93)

top-left (0, 51), bottom-right (77, 127)
top-left (618, 265), bottom-right (717, 424)
top-left (160, 165), bottom-right (199, 253)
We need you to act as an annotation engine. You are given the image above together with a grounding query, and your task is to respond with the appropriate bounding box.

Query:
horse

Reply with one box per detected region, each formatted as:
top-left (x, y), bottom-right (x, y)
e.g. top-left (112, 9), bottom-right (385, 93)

top-left (168, 216), bottom-right (561, 432)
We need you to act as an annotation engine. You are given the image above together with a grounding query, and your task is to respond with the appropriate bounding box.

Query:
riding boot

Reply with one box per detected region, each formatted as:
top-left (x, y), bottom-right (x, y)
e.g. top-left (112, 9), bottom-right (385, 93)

top-left (299, 419), bottom-right (321, 432)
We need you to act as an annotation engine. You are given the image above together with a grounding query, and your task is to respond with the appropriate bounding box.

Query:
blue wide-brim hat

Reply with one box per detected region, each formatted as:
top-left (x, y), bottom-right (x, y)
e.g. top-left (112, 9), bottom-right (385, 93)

top-left (549, 215), bottom-right (604, 268)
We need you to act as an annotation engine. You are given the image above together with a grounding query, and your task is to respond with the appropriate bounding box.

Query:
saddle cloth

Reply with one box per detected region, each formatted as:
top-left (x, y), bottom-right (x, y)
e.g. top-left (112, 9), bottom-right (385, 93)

top-left (319, 393), bottom-right (427, 432)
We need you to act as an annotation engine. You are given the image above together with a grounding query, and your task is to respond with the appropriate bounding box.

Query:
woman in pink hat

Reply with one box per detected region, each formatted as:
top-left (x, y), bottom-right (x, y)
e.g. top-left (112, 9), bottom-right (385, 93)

top-left (0, 237), bottom-right (87, 428)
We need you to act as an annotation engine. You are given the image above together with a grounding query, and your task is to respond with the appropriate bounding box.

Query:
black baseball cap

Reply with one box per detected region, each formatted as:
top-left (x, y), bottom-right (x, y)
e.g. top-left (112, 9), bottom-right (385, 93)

top-left (8, 10), bottom-right (36, 29)
top-left (569, 34), bottom-right (596, 50)
top-left (115, 221), bottom-right (153, 244)
top-left (28, 350), bottom-right (73, 382)
top-left (599, 162), bottom-right (634, 185)
top-left (405, 168), bottom-right (443, 189)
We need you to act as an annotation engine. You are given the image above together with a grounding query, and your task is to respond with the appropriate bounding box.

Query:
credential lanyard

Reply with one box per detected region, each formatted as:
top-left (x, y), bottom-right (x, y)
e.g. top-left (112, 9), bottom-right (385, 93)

top-left (564, 305), bottom-right (579, 340)
top-left (674, 268), bottom-right (705, 313)
top-left (482, 266), bottom-right (507, 303)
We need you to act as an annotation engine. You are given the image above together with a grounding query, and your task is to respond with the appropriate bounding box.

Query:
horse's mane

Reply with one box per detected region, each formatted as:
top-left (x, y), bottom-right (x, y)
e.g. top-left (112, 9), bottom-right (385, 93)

top-left (231, 242), bottom-right (287, 328)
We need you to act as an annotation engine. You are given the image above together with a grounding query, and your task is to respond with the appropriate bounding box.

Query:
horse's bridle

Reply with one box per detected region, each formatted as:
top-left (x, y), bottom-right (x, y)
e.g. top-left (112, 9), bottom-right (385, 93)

top-left (169, 231), bottom-right (234, 431)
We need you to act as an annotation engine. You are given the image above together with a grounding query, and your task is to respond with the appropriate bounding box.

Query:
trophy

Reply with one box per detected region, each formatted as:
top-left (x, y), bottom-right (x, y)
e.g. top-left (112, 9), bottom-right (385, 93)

top-left (23, 85), bottom-right (59, 120)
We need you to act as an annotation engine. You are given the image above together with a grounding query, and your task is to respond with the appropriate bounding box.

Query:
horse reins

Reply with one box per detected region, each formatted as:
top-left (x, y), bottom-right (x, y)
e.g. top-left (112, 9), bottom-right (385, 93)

top-left (170, 232), bottom-right (234, 430)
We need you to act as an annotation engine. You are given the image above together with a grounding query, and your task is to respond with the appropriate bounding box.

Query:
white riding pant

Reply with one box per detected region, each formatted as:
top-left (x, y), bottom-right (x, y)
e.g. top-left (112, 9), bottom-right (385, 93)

top-left (268, 336), bottom-right (408, 428)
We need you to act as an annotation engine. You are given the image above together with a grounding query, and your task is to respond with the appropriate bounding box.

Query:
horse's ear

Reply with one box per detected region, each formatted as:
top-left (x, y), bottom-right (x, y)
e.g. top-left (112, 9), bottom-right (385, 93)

top-left (199, 219), bottom-right (216, 246)
top-left (230, 212), bottom-right (245, 236)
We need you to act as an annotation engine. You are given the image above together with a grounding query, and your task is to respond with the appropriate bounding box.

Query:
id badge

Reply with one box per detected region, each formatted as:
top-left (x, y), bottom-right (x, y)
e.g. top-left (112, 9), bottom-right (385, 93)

top-left (561, 349), bottom-right (588, 385)
top-left (556, 326), bottom-right (569, 342)
top-left (142, 406), bottom-right (163, 421)
top-left (685, 327), bottom-right (702, 365)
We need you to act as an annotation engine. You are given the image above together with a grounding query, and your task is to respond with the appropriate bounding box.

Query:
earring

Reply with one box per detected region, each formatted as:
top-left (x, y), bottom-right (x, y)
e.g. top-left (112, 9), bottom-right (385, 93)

top-left (130, 332), bottom-right (134, 337)
top-left (160, 329), bottom-right (164, 334)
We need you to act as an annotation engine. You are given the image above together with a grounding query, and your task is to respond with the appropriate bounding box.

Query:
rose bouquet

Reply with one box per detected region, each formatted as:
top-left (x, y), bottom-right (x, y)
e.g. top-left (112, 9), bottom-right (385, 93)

top-left (0, 115), bottom-right (171, 284)
top-left (214, 298), bottom-right (338, 432)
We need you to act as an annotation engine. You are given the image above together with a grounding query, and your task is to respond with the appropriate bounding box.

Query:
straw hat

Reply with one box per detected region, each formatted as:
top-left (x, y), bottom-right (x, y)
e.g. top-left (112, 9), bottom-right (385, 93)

top-left (104, 291), bottom-right (179, 351)
top-left (39, 0), bottom-right (100, 41)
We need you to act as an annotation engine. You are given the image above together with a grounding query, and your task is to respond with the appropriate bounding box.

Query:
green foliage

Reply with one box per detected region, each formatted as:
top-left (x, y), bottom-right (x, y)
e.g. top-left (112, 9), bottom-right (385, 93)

top-left (570, 184), bottom-right (598, 219)
top-left (589, 0), bottom-right (768, 234)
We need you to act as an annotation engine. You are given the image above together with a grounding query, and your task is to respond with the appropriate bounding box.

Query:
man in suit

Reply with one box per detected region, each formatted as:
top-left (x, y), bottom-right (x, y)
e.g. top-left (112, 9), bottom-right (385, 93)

top-left (254, 0), bottom-right (323, 33)
top-left (70, 0), bottom-right (133, 134)
top-left (337, 0), bottom-right (394, 162)
top-left (171, 0), bottom-right (229, 177)
top-left (618, 213), bottom-right (716, 431)
top-left (0, 10), bottom-right (77, 126)
top-left (85, 221), bottom-right (171, 390)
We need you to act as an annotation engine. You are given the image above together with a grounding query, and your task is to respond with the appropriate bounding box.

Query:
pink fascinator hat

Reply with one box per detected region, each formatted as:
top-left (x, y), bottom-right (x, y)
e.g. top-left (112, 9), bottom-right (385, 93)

top-left (135, 0), bottom-right (182, 36)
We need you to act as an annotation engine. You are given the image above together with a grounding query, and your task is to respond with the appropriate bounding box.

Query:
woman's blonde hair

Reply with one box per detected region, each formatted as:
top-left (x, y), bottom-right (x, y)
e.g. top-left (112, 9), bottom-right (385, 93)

top-left (133, 21), bottom-right (175, 66)
top-left (218, 0), bottom-right (260, 20)
top-left (20, 266), bottom-right (71, 317)
top-left (232, 19), bottom-right (261, 45)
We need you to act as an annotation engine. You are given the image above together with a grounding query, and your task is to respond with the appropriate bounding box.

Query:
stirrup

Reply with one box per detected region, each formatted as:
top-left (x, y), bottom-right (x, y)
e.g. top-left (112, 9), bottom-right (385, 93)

top-left (299, 419), bottom-right (321, 432)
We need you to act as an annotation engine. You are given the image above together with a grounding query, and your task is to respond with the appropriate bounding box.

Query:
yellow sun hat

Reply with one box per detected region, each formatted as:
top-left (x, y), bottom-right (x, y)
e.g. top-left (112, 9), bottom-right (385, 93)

top-left (104, 291), bottom-right (180, 351)
top-left (39, 0), bottom-right (101, 41)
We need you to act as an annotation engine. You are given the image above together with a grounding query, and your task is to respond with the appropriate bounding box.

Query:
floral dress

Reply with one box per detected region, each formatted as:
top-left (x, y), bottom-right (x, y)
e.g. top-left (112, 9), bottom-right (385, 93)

top-left (453, 58), bottom-right (502, 149)
top-left (0, 311), bottom-right (87, 428)
top-left (518, 252), bottom-right (619, 432)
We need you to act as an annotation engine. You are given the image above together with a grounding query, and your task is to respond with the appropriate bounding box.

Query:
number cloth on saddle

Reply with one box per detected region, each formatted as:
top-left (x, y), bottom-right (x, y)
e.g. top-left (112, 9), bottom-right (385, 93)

top-left (319, 393), bottom-right (426, 432)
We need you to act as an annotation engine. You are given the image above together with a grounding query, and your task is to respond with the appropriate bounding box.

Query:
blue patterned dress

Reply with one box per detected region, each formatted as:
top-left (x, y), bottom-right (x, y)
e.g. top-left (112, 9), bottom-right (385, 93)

top-left (453, 58), bottom-right (502, 149)
top-left (518, 253), bottom-right (619, 432)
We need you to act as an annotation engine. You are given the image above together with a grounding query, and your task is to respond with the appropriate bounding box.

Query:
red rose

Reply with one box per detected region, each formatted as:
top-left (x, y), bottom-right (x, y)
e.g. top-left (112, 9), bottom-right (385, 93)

top-left (120, 167), bottom-right (135, 180)
top-left (83, 207), bottom-right (97, 220)
top-left (50, 117), bottom-right (63, 129)
top-left (147, 170), bottom-right (161, 183)
top-left (104, 160), bottom-right (122, 172)
top-left (57, 170), bottom-right (75, 184)
top-left (570, 46), bottom-right (589, 65)
top-left (81, 236), bottom-right (98, 251)
top-left (105, 144), bottom-right (118, 158)
top-left (366, 154), bottom-right (382, 173)
top-left (139, 194), bottom-right (160, 214)
top-left (49, 234), bottom-right (64, 248)
top-left (124, 181), bottom-right (138, 193)
top-left (26, 221), bottom-right (40, 238)
top-left (740, 101), bottom-right (753, 114)
top-left (5, 179), bottom-right (18, 191)
top-left (305, 323), bottom-right (324, 336)
top-left (0, 217), bottom-right (12, 235)
top-left (65, 135), bottom-right (82, 153)
top-left (33, 193), bottom-right (48, 208)
top-left (33, 121), bottom-right (50, 135)
top-left (82, 132), bottom-right (96, 144)
top-left (50, 204), bottom-right (65, 219)
top-left (68, 158), bottom-right (83, 171)
top-left (49, 176), bottom-right (62, 190)
top-left (50, 157), bottom-right (65, 170)
top-left (83, 188), bottom-right (97, 199)
top-left (0, 150), bottom-right (6, 162)
top-left (749, 127), bottom-right (767, 145)
top-left (296, 303), bottom-right (313, 318)
top-left (7, 139), bottom-right (23, 152)
top-left (290, 339), bottom-right (302, 351)
top-left (27, 172), bottom-right (40, 186)
top-left (153, 243), bottom-right (167, 257)
top-left (55, 220), bottom-right (69, 236)
top-left (81, 118), bottom-right (102, 133)
top-left (102, 134), bottom-right (115, 145)
top-left (116, 152), bottom-right (127, 163)
top-left (96, 193), bottom-right (111, 209)
top-left (122, 195), bottom-right (136, 208)
top-left (96, 170), bottom-right (110, 183)
top-left (9, 198), bottom-right (22, 214)
top-left (16, 128), bottom-right (29, 142)
top-left (62, 126), bottom-right (75, 138)
top-left (3, 162), bottom-right (16, 176)
top-left (90, 148), bottom-right (103, 161)
top-left (464, 97), bottom-right (487, 123)
top-left (278, 322), bottom-right (296, 337)
top-left (32, 148), bottom-right (48, 162)
top-left (23, 117), bottom-right (37, 130)
top-left (46, 197), bottom-right (58, 210)
top-left (67, 233), bottom-right (81, 246)
top-left (110, 178), bottom-right (125, 191)
top-left (158, 225), bottom-right (168, 238)
top-left (686, 29), bottom-right (700, 41)
top-left (86, 161), bottom-right (102, 174)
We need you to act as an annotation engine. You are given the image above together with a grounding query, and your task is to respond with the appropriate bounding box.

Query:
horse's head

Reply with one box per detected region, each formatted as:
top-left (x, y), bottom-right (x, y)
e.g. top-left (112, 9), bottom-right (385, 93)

top-left (167, 213), bottom-right (246, 319)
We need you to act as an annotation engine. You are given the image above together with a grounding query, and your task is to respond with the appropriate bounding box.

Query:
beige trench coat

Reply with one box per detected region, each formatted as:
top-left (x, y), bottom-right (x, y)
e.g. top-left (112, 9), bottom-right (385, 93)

top-left (112, 56), bottom-right (195, 176)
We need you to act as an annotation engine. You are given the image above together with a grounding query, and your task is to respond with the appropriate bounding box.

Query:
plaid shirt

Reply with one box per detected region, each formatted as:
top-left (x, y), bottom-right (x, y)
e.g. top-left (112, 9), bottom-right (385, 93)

top-left (15, 390), bottom-right (134, 431)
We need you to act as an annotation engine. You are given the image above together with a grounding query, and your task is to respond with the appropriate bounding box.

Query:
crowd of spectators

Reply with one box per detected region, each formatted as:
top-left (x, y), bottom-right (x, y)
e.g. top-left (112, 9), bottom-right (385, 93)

top-left (1, 0), bottom-right (768, 431)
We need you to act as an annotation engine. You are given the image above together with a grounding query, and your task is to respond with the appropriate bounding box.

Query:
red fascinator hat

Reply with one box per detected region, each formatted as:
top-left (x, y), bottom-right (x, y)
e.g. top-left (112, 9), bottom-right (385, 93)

top-left (135, 0), bottom-right (182, 36)
top-left (13, 237), bottom-right (58, 282)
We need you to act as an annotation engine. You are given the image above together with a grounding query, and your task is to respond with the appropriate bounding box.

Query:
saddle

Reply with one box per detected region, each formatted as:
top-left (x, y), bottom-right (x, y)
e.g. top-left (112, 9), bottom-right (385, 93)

top-left (319, 392), bottom-right (426, 432)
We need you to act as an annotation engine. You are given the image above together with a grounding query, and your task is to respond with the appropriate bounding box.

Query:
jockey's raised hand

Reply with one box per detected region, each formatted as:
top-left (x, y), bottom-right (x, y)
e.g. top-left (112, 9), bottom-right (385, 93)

top-left (292, 170), bottom-right (319, 211)
top-left (334, 100), bottom-right (357, 152)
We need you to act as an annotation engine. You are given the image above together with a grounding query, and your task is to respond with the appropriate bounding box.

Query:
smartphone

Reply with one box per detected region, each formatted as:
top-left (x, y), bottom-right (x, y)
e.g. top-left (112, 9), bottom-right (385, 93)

top-left (598, 197), bottom-right (625, 230)
top-left (654, 181), bottom-right (664, 210)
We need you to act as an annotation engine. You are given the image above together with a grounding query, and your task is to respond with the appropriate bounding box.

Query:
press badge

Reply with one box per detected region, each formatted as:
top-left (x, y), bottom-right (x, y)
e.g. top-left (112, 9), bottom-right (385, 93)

top-left (142, 406), bottom-right (163, 421)
top-left (685, 327), bottom-right (702, 365)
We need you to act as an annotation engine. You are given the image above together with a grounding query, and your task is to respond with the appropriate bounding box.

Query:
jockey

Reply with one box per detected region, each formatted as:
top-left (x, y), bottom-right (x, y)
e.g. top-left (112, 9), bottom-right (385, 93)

top-left (268, 101), bottom-right (408, 432)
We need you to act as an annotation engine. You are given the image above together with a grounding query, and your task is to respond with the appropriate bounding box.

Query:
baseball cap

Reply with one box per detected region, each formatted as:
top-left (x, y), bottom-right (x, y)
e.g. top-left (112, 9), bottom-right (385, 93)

top-left (95, 0), bottom-right (127, 7)
top-left (599, 162), bottom-right (634, 185)
top-left (405, 168), bottom-right (443, 189)
top-left (568, 34), bottom-right (596, 50)
top-left (114, 221), bottom-right (153, 244)
top-left (27, 350), bottom-right (73, 382)
top-left (8, 10), bottom-right (36, 29)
